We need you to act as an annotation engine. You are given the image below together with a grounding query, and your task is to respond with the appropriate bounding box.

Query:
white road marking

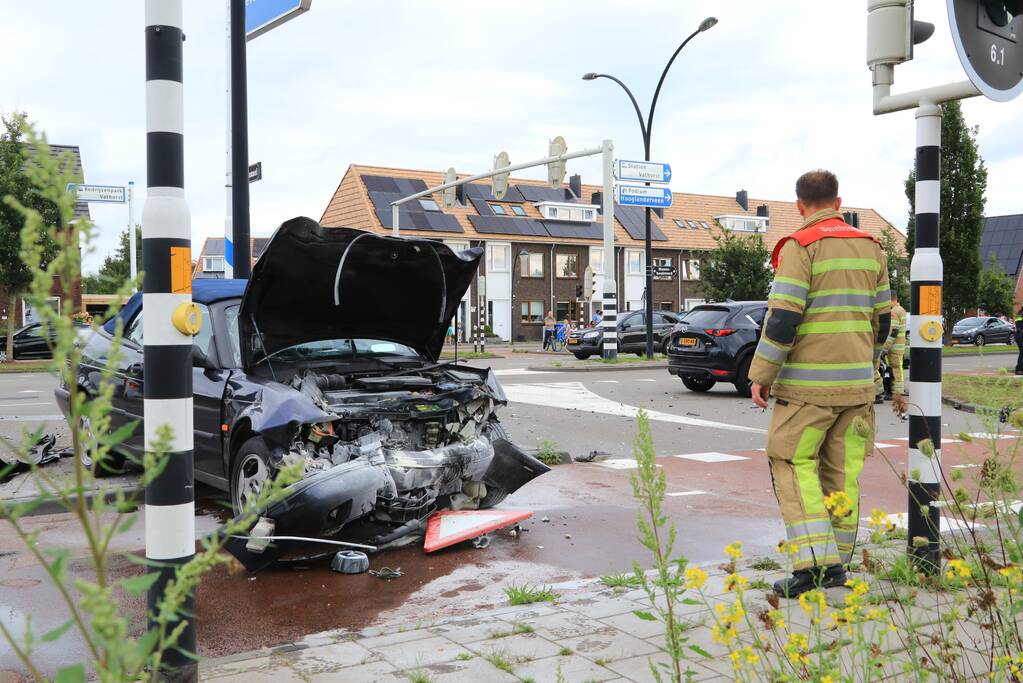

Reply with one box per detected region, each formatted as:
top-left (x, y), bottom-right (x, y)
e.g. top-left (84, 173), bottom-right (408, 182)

top-left (595, 458), bottom-right (650, 470)
top-left (503, 382), bottom-right (765, 434)
top-left (635, 378), bottom-right (657, 382)
top-left (493, 368), bottom-right (554, 376)
top-left (666, 490), bottom-right (707, 497)
top-left (965, 432), bottom-right (1018, 440)
top-left (672, 452), bottom-right (750, 463)
top-left (873, 443), bottom-right (899, 449)
top-left (951, 463), bottom-right (981, 469)
top-left (595, 380), bottom-right (619, 384)
top-left (0, 402), bottom-right (52, 408)
top-left (889, 437), bottom-right (961, 445)
top-left (17, 390), bottom-right (38, 394)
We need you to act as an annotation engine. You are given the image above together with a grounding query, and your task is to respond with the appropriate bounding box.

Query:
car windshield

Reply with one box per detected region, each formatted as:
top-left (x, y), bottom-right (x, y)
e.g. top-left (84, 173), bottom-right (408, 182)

top-left (680, 306), bottom-right (732, 327)
top-left (955, 317), bottom-right (984, 327)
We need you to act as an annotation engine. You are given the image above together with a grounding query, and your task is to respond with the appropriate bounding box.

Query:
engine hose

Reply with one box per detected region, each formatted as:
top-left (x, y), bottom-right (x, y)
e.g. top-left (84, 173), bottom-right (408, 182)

top-left (371, 518), bottom-right (424, 546)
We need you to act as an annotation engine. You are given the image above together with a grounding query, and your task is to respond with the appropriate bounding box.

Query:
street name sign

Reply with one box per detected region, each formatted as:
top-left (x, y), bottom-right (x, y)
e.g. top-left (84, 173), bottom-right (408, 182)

top-left (245, 0), bottom-right (312, 41)
top-left (66, 184), bottom-right (125, 203)
top-left (652, 265), bottom-right (676, 278)
top-left (615, 183), bottom-right (672, 208)
top-left (615, 159), bottom-right (672, 183)
top-left (248, 162), bottom-right (262, 183)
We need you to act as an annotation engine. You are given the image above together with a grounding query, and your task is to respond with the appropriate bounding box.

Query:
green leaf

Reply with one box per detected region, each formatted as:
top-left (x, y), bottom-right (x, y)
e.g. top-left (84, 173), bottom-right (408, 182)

top-left (100, 419), bottom-right (139, 447)
top-left (118, 571), bottom-right (161, 596)
top-left (46, 548), bottom-right (70, 581)
top-left (1017, 504), bottom-right (1023, 530)
top-left (41, 619), bottom-right (74, 643)
top-left (681, 598), bottom-right (702, 606)
top-left (687, 644), bottom-right (712, 659)
top-left (633, 610), bottom-right (658, 622)
top-left (54, 664), bottom-right (85, 683)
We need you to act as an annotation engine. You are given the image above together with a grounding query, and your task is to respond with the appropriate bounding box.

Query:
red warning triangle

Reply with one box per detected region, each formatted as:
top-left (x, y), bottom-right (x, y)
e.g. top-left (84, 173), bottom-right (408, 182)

top-left (423, 509), bottom-right (533, 553)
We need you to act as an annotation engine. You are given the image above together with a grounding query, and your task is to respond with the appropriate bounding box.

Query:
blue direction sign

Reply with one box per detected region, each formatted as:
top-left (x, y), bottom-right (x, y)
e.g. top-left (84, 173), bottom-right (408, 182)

top-left (615, 183), bottom-right (673, 208)
top-left (615, 159), bottom-right (672, 183)
top-left (245, 0), bottom-right (311, 41)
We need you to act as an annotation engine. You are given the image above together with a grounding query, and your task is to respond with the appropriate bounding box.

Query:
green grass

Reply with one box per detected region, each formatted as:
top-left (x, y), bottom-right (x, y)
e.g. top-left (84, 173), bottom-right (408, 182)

top-left (943, 372), bottom-right (1023, 410)
top-left (504, 583), bottom-right (560, 605)
top-left (944, 344), bottom-right (1017, 354)
top-left (439, 351), bottom-right (500, 360)
top-left (488, 623), bottom-right (534, 639)
top-left (599, 572), bottom-right (642, 588)
top-left (558, 646), bottom-right (573, 656)
top-left (587, 353), bottom-right (667, 365)
top-left (0, 360), bottom-right (51, 373)
top-left (748, 578), bottom-right (772, 591)
top-left (749, 557), bottom-right (782, 571)
top-left (536, 439), bottom-right (562, 466)
top-left (454, 652), bottom-right (473, 661)
top-left (484, 650), bottom-right (516, 673)
top-left (406, 670), bottom-right (433, 683)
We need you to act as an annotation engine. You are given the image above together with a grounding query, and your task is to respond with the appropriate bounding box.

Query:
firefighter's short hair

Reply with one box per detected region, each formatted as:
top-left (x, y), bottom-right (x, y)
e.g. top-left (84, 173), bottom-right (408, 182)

top-left (795, 169), bottom-right (839, 206)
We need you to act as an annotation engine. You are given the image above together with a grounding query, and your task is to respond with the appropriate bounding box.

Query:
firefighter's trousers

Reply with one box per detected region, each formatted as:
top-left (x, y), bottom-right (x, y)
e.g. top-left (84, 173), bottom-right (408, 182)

top-left (767, 399), bottom-right (874, 571)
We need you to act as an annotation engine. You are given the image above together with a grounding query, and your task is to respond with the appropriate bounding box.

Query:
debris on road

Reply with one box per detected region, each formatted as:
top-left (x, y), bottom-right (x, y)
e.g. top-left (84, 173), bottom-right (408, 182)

top-left (574, 450), bottom-right (612, 463)
top-left (330, 550), bottom-right (370, 574)
top-left (0, 434), bottom-right (70, 482)
top-left (369, 566), bottom-right (403, 580)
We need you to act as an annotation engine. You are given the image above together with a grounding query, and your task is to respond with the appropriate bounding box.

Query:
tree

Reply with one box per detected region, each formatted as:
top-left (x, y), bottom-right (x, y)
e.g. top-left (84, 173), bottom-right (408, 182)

top-left (699, 226), bottom-right (772, 302)
top-left (83, 225), bottom-right (142, 294)
top-left (977, 255), bottom-right (1016, 317)
top-left (0, 112), bottom-right (60, 361)
top-left (879, 225), bottom-right (909, 305)
top-left (904, 100), bottom-right (987, 323)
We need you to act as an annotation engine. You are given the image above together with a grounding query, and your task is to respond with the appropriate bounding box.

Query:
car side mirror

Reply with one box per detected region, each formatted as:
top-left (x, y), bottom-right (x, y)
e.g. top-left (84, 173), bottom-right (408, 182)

top-left (192, 345), bottom-right (216, 370)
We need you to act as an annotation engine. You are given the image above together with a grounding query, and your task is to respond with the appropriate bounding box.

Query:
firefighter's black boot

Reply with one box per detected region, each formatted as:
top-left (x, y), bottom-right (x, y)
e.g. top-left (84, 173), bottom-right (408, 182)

top-left (773, 564), bottom-right (846, 598)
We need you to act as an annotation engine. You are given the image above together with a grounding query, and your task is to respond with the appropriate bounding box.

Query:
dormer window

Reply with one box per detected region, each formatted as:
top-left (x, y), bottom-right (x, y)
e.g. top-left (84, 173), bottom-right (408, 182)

top-left (536, 201), bottom-right (598, 222)
top-left (714, 215), bottom-right (768, 233)
top-left (510, 205), bottom-right (527, 217)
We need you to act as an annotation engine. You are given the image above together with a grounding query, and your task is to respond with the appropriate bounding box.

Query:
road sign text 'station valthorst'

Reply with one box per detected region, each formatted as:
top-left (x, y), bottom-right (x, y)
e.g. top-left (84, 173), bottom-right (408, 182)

top-left (615, 159), bottom-right (672, 183)
top-left (615, 184), bottom-right (673, 208)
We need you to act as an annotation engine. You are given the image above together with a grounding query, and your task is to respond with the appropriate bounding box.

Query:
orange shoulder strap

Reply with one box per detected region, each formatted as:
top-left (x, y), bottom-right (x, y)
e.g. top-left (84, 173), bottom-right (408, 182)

top-left (771, 219), bottom-right (878, 269)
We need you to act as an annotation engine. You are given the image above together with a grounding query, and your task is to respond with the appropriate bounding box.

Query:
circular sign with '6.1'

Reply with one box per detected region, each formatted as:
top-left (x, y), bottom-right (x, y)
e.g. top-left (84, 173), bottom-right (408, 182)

top-left (948, 0), bottom-right (1023, 101)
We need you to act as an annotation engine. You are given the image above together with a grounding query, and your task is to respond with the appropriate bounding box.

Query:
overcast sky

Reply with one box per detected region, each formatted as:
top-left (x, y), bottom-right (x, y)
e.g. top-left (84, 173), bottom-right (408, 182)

top-left (3, 1), bottom-right (1021, 273)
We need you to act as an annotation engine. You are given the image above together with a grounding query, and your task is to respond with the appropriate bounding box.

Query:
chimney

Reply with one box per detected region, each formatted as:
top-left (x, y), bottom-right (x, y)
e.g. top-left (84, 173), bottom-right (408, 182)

top-left (735, 190), bottom-right (748, 212)
top-left (569, 173), bottom-right (582, 199)
top-left (756, 204), bottom-right (769, 218)
top-left (653, 208), bottom-right (664, 219)
top-left (591, 191), bottom-right (602, 207)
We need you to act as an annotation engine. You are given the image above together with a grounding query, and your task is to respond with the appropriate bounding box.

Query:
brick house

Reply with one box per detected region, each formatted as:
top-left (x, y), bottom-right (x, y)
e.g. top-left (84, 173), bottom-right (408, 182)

top-left (318, 165), bottom-right (898, 343)
top-left (980, 214), bottom-right (1023, 312)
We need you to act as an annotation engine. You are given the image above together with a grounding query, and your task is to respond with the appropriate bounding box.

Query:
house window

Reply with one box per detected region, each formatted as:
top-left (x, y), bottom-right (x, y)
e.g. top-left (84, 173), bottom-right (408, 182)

top-left (659, 302), bottom-right (674, 311)
top-left (589, 247), bottom-right (604, 274)
top-left (687, 220), bottom-right (699, 229)
top-left (699, 221), bottom-right (710, 229)
top-left (674, 219), bottom-right (686, 229)
top-left (490, 204), bottom-right (507, 215)
top-left (519, 252), bottom-right (544, 278)
top-left (652, 257), bottom-right (673, 280)
top-left (204, 256), bottom-right (224, 271)
top-left (419, 198), bottom-right (440, 211)
top-left (556, 301), bottom-right (570, 322)
top-left (626, 251), bottom-right (643, 275)
top-left (486, 244), bottom-right (510, 272)
top-left (547, 206), bottom-right (559, 219)
top-left (688, 259), bottom-right (701, 280)
top-left (520, 300), bottom-right (543, 323)
top-left (556, 253), bottom-right (578, 278)
top-left (510, 205), bottom-right (527, 216)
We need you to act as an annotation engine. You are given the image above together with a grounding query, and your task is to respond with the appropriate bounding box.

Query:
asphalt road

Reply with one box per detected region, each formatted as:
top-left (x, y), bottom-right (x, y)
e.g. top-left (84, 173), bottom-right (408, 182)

top-left (1, 350), bottom-right (1019, 675)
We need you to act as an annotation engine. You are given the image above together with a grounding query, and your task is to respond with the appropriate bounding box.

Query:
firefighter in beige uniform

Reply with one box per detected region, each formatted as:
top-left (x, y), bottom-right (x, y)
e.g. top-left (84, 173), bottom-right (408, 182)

top-left (750, 170), bottom-right (891, 597)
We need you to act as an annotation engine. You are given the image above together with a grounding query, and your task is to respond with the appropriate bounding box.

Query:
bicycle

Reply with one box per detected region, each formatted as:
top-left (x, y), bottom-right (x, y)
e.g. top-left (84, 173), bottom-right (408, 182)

top-left (549, 323), bottom-right (567, 352)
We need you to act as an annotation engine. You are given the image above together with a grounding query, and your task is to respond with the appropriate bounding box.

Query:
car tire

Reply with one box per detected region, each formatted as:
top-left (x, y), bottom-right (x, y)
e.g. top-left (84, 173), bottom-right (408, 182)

top-left (681, 376), bottom-right (715, 392)
top-left (573, 352), bottom-right (590, 360)
top-left (479, 422), bottom-right (510, 509)
top-left (660, 338), bottom-right (669, 354)
top-left (975, 334), bottom-right (986, 347)
top-left (733, 356), bottom-right (753, 398)
top-left (77, 400), bottom-right (127, 476)
top-left (230, 436), bottom-right (276, 515)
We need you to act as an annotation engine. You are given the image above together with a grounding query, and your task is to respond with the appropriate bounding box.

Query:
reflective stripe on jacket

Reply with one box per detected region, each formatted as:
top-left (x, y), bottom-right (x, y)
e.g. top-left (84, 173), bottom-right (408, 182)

top-left (750, 209), bottom-right (891, 406)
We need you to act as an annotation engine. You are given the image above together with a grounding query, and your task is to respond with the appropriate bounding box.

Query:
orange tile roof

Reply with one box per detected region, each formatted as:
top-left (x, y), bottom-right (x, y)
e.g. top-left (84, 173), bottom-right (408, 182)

top-left (320, 164), bottom-right (901, 253)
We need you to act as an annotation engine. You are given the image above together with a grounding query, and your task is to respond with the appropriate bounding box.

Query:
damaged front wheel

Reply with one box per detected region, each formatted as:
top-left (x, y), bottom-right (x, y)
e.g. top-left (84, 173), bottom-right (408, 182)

top-left (231, 437), bottom-right (275, 515)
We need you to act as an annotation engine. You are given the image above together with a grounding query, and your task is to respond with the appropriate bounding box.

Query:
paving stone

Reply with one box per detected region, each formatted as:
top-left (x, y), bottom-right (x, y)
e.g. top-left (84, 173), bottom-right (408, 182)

top-left (470, 632), bottom-right (564, 661)
top-left (527, 610), bottom-right (617, 640)
top-left (429, 616), bottom-right (517, 644)
top-left (605, 652), bottom-right (674, 680)
top-left (559, 629), bottom-right (660, 663)
top-left (487, 602), bottom-right (561, 620)
top-left (559, 595), bottom-right (647, 619)
top-left (513, 654), bottom-right (620, 682)
top-left (289, 640), bottom-right (378, 674)
top-left (306, 659), bottom-right (403, 683)
top-left (202, 655), bottom-right (287, 679)
top-left (201, 663), bottom-right (307, 683)
top-left (358, 626), bottom-right (438, 650)
top-left (375, 634), bottom-right (472, 670)
top-left (598, 610), bottom-right (666, 640)
top-left (412, 656), bottom-right (519, 682)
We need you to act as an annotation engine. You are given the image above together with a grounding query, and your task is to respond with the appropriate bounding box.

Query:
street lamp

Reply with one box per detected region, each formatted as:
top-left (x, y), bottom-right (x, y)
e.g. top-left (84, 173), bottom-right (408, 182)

top-left (583, 16), bottom-right (717, 358)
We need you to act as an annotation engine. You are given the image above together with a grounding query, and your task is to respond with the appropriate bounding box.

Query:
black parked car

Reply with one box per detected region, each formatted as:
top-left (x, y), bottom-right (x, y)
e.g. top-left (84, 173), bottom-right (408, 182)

top-left (951, 316), bottom-right (1016, 346)
top-left (565, 310), bottom-right (681, 359)
top-left (56, 218), bottom-right (548, 570)
top-left (666, 301), bottom-right (767, 397)
top-left (0, 322), bottom-right (58, 362)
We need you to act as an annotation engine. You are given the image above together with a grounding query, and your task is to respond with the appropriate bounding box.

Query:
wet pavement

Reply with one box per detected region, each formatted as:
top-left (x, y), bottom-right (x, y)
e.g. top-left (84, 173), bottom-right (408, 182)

top-left (0, 356), bottom-right (1019, 676)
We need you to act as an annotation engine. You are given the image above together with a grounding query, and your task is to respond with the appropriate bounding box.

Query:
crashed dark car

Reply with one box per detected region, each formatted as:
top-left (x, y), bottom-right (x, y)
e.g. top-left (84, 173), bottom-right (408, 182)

top-left (56, 218), bottom-right (548, 569)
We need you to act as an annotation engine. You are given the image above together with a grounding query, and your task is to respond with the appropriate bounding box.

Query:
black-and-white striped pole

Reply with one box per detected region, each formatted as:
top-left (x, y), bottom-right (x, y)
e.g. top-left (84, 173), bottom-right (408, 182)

top-left (907, 101), bottom-right (943, 572)
top-left (144, 0), bottom-right (197, 669)
top-left (601, 139), bottom-right (617, 360)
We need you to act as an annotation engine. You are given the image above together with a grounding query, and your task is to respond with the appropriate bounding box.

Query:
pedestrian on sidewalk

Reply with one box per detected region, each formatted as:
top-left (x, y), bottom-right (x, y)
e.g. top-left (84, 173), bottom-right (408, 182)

top-left (542, 310), bottom-right (556, 350)
top-left (591, 309), bottom-right (603, 327)
top-left (748, 169), bottom-right (892, 598)
top-left (1014, 306), bottom-right (1023, 375)
top-left (874, 292), bottom-right (907, 401)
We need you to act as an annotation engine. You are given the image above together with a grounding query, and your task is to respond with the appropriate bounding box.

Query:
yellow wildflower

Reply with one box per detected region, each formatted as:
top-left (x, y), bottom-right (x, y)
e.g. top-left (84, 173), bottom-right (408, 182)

top-left (683, 566), bottom-right (708, 590)
top-left (777, 540), bottom-right (799, 557)
top-left (725, 573), bottom-right (748, 593)
top-left (822, 676), bottom-right (835, 683)
top-left (946, 558), bottom-right (972, 581)
top-left (724, 541), bottom-right (744, 561)
top-left (824, 490), bottom-right (852, 518)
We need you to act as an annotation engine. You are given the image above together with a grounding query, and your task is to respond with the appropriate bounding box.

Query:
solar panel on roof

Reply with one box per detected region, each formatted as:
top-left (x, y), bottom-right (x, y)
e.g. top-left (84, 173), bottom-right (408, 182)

top-left (516, 185), bottom-right (569, 203)
top-left (543, 221), bottom-right (603, 239)
top-left (362, 175), bottom-right (397, 192)
top-left (375, 208), bottom-right (464, 233)
top-left (470, 198), bottom-right (493, 216)
top-left (464, 183), bottom-right (525, 203)
top-left (980, 215), bottom-right (1023, 277)
top-left (614, 204), bottom-right (668, 241)
top-left (469, 215), bottom-right (549, 236)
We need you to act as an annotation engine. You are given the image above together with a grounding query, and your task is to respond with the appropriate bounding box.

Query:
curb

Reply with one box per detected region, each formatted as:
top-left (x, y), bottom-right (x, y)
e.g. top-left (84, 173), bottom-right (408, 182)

top-left (526, 361), bottom-right (669, 373)
top-left (2, 481), bottom-right (141, 517)
top-left (942, 396), bottom-right (983, 414)
top-left (944, 348), bottom-right (1017, 357)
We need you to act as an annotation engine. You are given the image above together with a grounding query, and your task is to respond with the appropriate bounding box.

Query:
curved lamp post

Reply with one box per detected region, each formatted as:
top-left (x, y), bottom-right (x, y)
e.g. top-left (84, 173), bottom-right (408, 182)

top-left (583, 16), bottom-right (717, 358)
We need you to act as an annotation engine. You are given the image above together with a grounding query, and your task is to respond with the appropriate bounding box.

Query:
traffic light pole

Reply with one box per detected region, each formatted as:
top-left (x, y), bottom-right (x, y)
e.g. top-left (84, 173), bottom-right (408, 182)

top-left (600, 139), bottom-right (618, 360)
top-left (229, 0), bottom-right (251, 278)
top-left (143, 1), bottom-right (197, 676)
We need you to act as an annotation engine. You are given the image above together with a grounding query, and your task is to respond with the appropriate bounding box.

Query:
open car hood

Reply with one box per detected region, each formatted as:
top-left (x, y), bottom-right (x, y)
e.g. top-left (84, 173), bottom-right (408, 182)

top-left (240, 218), bottom-right (482, 370)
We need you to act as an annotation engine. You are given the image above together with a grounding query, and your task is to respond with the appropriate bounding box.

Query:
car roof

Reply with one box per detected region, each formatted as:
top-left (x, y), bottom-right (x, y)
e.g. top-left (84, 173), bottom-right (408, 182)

top-left (692, 301), bottom-right (766, 309)
top-left (102, 279), bottom-right (247, 334)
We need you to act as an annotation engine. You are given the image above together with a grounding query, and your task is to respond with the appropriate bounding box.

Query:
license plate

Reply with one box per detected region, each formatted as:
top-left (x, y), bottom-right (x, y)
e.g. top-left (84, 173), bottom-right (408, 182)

top-left (568, 338), bottom-right (579, 345)
top-left (679, 337), bottom-right (697, 347)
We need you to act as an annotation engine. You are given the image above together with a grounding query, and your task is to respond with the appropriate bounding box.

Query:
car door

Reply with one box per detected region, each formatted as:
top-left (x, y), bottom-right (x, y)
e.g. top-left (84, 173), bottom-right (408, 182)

top-left (192, 302), bottom-right (233, 484)
top-left (113, 312), bottom-right (147, 453)
top-left (618, 313), bottom-right (639, 350)
top-left (15, 325), bottom-right (46, 359)
top-left (999, 319), bottom-right (1015, 343)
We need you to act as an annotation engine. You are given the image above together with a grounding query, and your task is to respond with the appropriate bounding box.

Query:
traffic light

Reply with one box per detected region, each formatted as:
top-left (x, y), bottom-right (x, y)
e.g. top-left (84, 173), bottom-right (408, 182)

top-left (949, 0), bottom-right (1023, 101)
top-left (441, 167), bottom-right (457, 208)
top-left (867, 0), bottom-right (934, 68)
top-left (575, 284), bottom-right (583, 298)
top-left (547, 136), bottom-right (566, 189)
